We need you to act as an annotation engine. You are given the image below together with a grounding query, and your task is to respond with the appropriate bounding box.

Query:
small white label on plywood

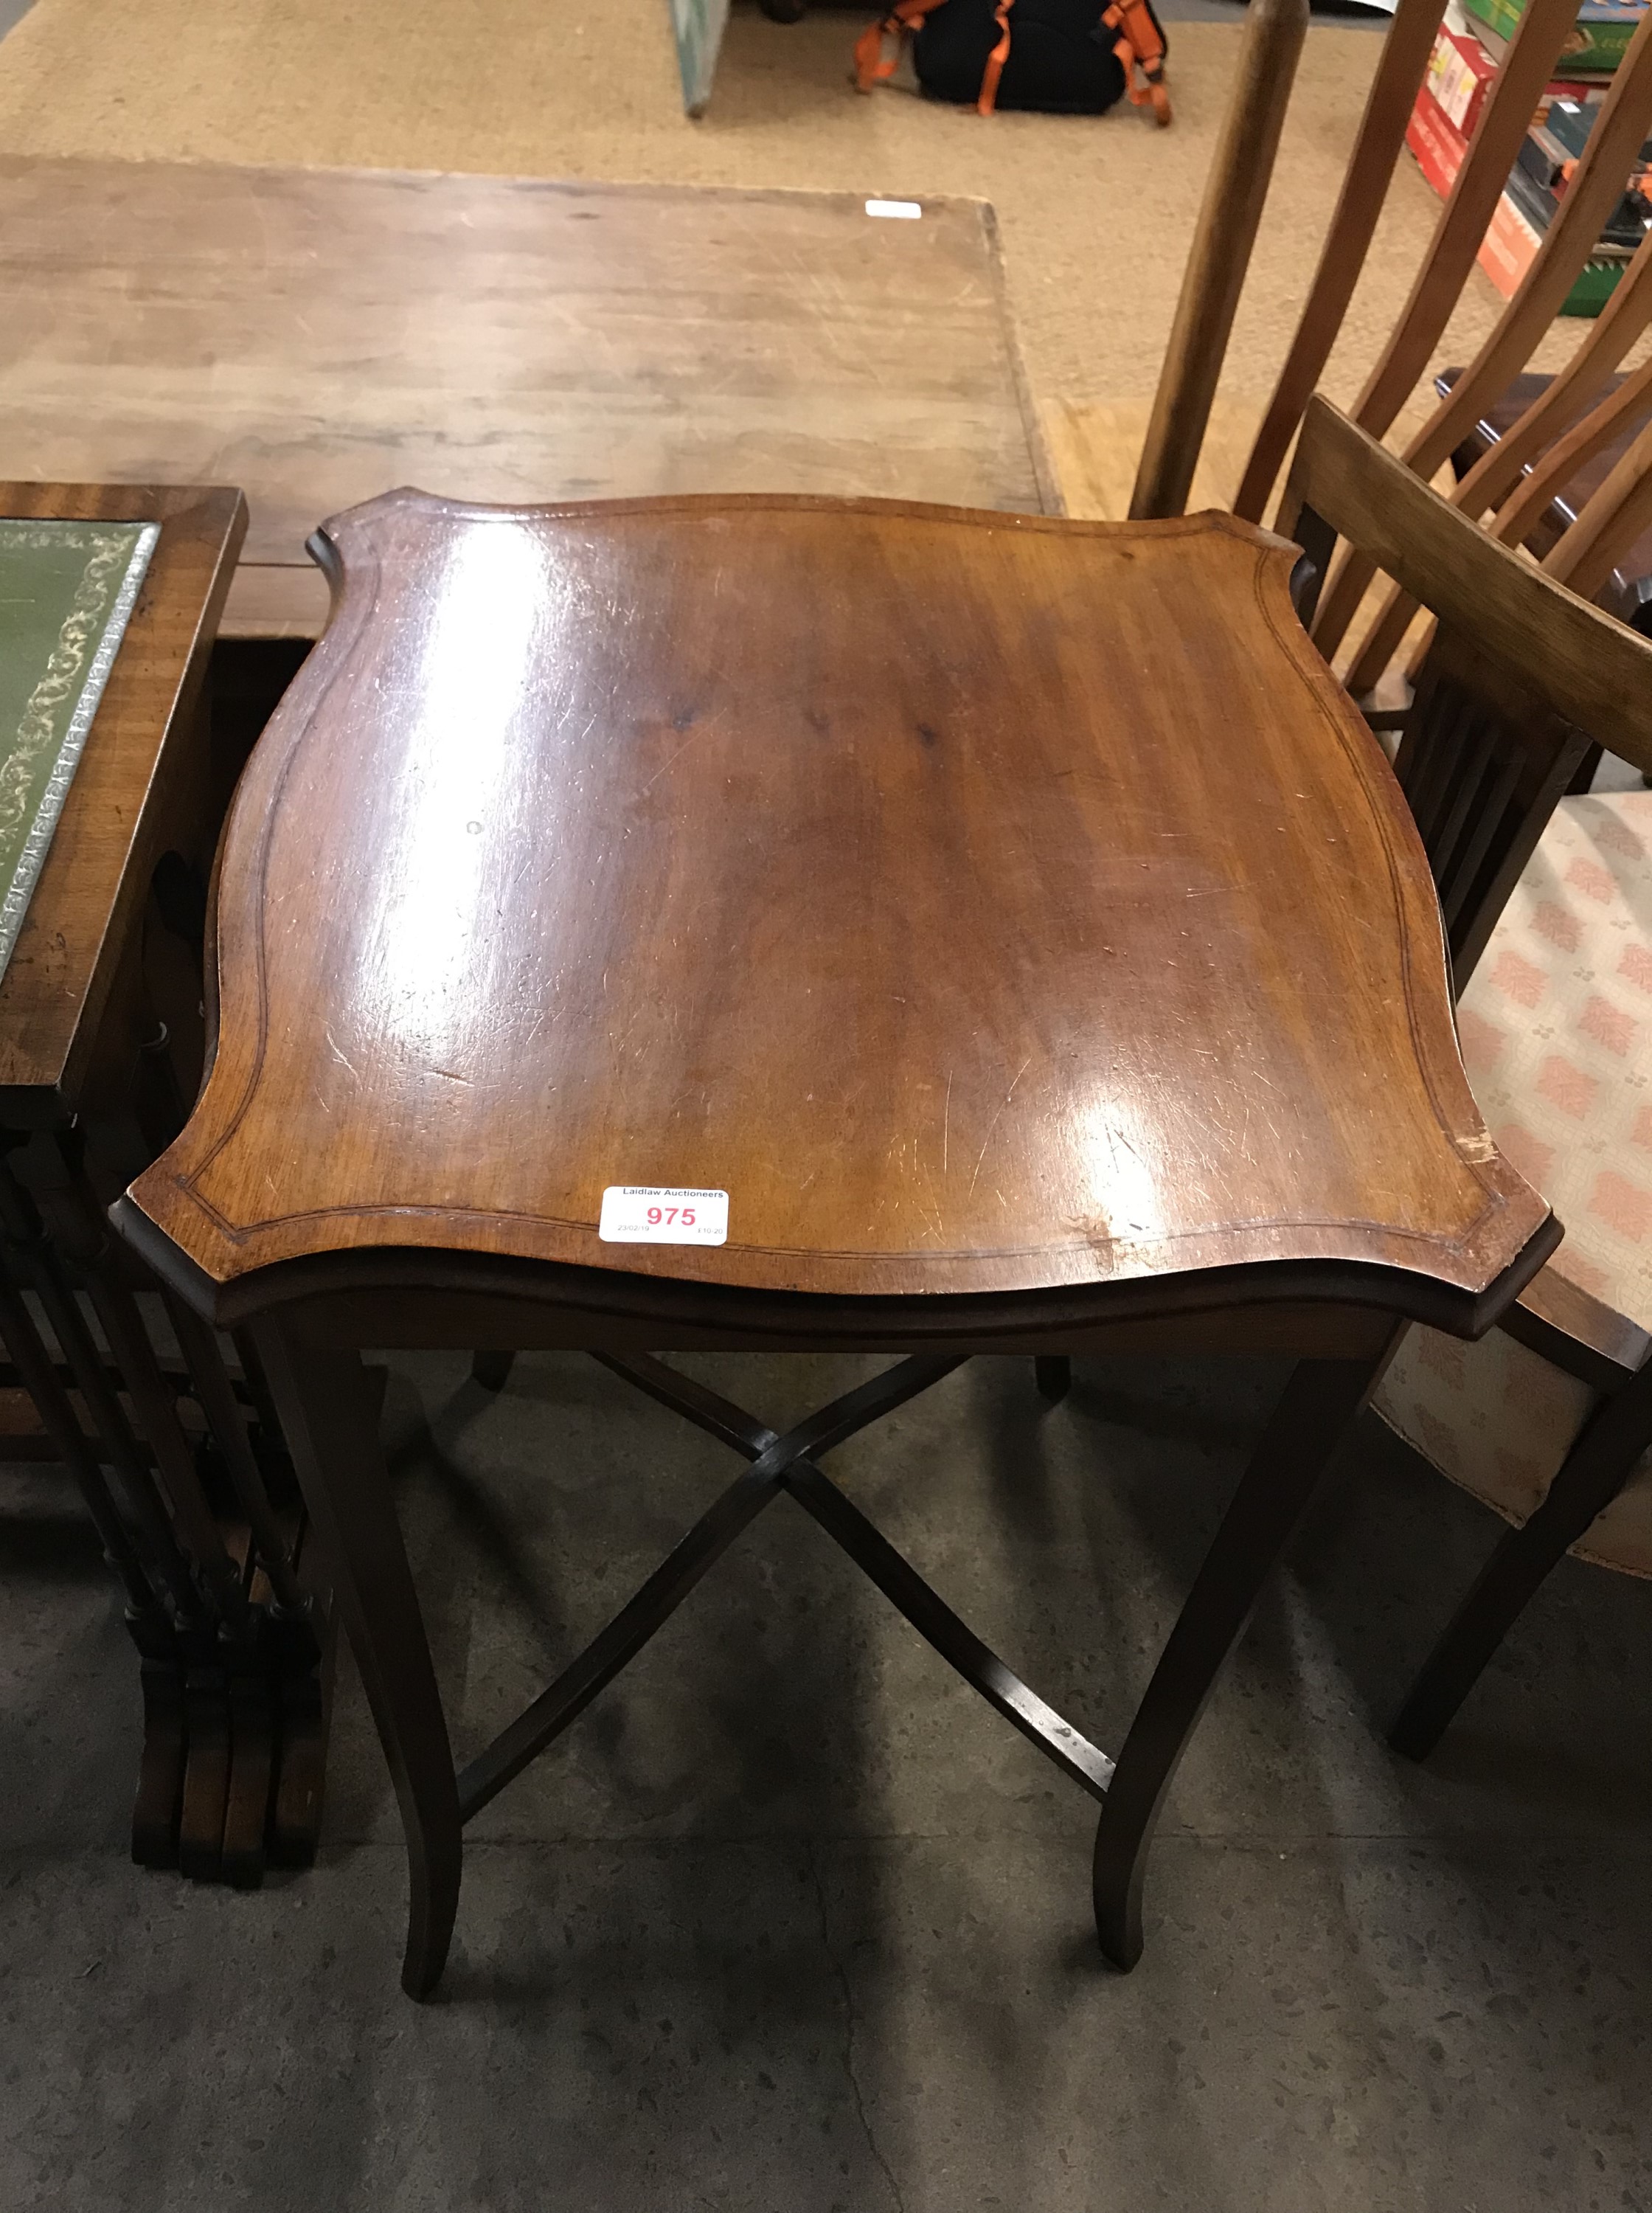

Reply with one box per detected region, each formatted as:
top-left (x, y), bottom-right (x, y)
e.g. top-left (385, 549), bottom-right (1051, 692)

top-left (865, 199), bottom-right (923, 220)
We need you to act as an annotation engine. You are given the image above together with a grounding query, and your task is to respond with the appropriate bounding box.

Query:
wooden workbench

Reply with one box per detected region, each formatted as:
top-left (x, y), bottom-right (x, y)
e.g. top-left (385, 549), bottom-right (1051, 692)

top-left (3, 160), bottom-right (1058, 640)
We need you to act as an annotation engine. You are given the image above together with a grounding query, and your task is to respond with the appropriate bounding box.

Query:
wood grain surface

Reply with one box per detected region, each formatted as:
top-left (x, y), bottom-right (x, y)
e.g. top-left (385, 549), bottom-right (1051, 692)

top-left (125, 491), bottom-right (1549, 1319)
top-left (1, 161), bottom-right (1055, 639)
top-left (1490, 363), bottom-right (1652, 561)
top-left (1128, 0), bottom-right (1309, 521)
top-left (1279, 398), bottom-right (1652, 781)
top-left (0, 482), bottom-right (245, 1119)
top-left (1452, 238), bottom-right (1652, 530)
top-left (1321, 8), bottom-right (1652, 672)
top-left (1347, 0), bottom-right (1579, 448)
top-left (1232, 0), bottom-right (1443, 523)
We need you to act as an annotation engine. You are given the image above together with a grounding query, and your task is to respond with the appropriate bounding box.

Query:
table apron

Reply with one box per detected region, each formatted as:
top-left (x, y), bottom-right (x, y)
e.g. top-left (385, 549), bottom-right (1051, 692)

top-left (279, 1289), bottom-right (1401, 1362)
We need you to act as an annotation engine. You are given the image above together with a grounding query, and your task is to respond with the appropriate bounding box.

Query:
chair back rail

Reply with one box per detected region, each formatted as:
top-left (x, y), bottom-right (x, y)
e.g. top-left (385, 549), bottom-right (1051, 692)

top-left (1365, 238), bottom-right (1652, 691)
top-left (1339, 0), bottom-right (1592, 451)
top-left (1493, 348), bottom-right (1652, 556)
top-left (1128, 0), bottom-right (1308, 522)
top-left (1145, 0), bottom-right (1647, 573)
top-left (1326, 13), bottom-right (1652, 683)
top-left (1453, 229), bottom-right (1652, 527)
top-left (1547, 411), bottom-right (1652, 602)
top-left (1280, 398), bottom-right (1652, 982)
top-left (1235, 0), bottom-right (1592, 525)
top-left (1227, 0), bottom-right (1443, 524)
top-left (1229, 0), bottom-right (1601, 531)
top-left (1393, 352), bottom-right (1652, 694)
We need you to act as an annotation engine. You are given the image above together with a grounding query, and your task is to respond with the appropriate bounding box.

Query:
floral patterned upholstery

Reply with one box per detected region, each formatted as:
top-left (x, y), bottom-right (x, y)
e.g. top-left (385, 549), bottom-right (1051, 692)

top-left (1373, 791), bottom-right (1652, 1579)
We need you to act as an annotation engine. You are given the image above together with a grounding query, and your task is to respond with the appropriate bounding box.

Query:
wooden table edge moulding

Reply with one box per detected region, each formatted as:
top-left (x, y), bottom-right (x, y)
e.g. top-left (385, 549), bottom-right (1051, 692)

top-left (113, 485), bottom-right (1558, 1998)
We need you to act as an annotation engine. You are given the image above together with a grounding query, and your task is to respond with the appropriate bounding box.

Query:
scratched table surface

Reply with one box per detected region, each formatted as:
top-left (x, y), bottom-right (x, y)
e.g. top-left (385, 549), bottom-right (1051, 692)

top-left (1, 159), bottom-right (1057, 640)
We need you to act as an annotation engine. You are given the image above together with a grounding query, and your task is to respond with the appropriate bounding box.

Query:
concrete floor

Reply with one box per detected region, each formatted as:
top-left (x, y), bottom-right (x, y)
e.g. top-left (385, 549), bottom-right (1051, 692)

top-left (3, 1348), bottom-right (1650, 2210)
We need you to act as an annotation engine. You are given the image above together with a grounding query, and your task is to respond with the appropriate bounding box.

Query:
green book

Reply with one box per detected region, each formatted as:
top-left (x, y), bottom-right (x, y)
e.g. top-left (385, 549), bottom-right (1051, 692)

top-left (0, 519), bottom-right (158, 980)
top-left (1464, 0), bottom-right (1646, 75)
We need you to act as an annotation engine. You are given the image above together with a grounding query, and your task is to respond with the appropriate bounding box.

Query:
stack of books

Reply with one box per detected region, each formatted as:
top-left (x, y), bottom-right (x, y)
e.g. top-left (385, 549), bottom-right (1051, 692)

top-left (1405, 0), bottom-right (1651, 313)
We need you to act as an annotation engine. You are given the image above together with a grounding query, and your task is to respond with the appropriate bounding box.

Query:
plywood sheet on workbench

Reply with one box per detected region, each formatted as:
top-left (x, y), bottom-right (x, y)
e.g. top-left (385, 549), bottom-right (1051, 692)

top-left (2, 160), bottom-right (1055, 635)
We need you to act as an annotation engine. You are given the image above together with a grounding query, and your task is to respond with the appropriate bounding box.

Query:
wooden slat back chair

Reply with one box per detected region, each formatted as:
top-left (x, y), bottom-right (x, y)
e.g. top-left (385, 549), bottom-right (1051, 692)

top-left (1305, 5), bottom-right (1652, 693)
top-left (1376, 389), bottom-right (1652, 957)
top-left (1389, 367), bottom-right (1652, 784)
top-left (1281, 396), bottom-right (1652, 1756)
top-left (1348, 233), bottom-right (1652, 698)
top-left (1541, 401), bottom-right (1652, 610)
top-left (1136, 0), bottom-right (1652, 690)
top-left (1482, 345), bottom-right (1652, 577)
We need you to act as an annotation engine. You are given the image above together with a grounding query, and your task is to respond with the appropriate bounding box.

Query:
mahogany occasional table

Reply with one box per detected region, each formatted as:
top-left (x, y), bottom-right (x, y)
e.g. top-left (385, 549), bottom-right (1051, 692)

top-left (113, 488), bottom-right (1557, 1997)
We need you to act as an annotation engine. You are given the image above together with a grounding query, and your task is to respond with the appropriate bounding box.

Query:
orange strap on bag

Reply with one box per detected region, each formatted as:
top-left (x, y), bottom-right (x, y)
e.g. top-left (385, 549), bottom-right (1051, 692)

top-left (1103, 0), bottom-right (1171, 123)
top-left (853, 0), bottom-right (940, 91)
top-left (976, 0), bottom-right (1016, 114)
top-left (855, 0), bottom-right (1013, 105)
top-left (857, 0), bottom-right (1167, 123)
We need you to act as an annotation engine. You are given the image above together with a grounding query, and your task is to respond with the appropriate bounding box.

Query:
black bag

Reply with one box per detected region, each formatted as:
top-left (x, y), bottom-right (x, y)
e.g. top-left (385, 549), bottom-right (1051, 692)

top-left (855, 0), bottom-right (1170, 122)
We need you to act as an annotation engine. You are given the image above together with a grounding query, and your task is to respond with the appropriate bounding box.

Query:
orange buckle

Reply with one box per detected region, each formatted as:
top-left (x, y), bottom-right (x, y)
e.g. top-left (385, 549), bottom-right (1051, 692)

top-left (1103, 0), bottom-right (1172, 125)
top-left (853, 0), bottom-right (934, 92)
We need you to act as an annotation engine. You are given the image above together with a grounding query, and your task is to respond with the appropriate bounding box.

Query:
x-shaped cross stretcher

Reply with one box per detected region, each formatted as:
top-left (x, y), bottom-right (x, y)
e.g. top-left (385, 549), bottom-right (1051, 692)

top-left (455, 1352), bottom-right (1116, 1824)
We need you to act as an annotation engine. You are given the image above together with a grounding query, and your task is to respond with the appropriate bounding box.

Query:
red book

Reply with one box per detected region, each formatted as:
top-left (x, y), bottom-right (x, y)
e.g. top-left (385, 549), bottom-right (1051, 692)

top-left (1425, 25), bottom-right (1602, 142)
top-left (1405, 83), bottom-right (1544, 302)
top-left (1406, 83), bottom-right (1470, 198)
top-left (1428, 27), bottom-right (1496, 139)
top-left (1479, 190), bottom-right (1545, 299)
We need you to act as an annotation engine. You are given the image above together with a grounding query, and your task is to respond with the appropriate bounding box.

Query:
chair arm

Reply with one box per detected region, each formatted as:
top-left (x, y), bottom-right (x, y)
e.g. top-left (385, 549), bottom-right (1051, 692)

top-left (1505, 1261), bottom-right (1650, 1393)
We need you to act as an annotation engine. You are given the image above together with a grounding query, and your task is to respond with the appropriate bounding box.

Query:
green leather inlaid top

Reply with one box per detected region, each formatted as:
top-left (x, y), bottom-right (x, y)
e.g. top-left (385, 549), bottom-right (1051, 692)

top-left (0, 518), bottom-right (157, 981)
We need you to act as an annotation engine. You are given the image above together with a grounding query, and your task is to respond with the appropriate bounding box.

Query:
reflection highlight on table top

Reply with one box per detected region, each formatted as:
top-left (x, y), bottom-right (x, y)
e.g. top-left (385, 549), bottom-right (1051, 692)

top-left (128, 491), bottom-right (1547, 1305)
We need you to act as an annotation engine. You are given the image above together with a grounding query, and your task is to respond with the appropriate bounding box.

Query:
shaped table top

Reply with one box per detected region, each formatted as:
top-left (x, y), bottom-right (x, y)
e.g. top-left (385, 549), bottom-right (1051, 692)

top-left (124, 491), bottom-right (1552, 1330)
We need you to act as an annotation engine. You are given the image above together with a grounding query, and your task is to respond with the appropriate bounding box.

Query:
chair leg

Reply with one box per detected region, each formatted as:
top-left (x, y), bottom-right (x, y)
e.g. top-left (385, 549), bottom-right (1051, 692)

top-left (1035, 1357), bottom-right (1071, 1403)
top-left (1092, 1342), bottom-right (1398, 1971)
top-left (255, 1316), bottom-right (462, 1999)
top-left (1389, 1354), bottom-right (1652, 1762)
top-left (471, 1351), bottom-right (515, 1393)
